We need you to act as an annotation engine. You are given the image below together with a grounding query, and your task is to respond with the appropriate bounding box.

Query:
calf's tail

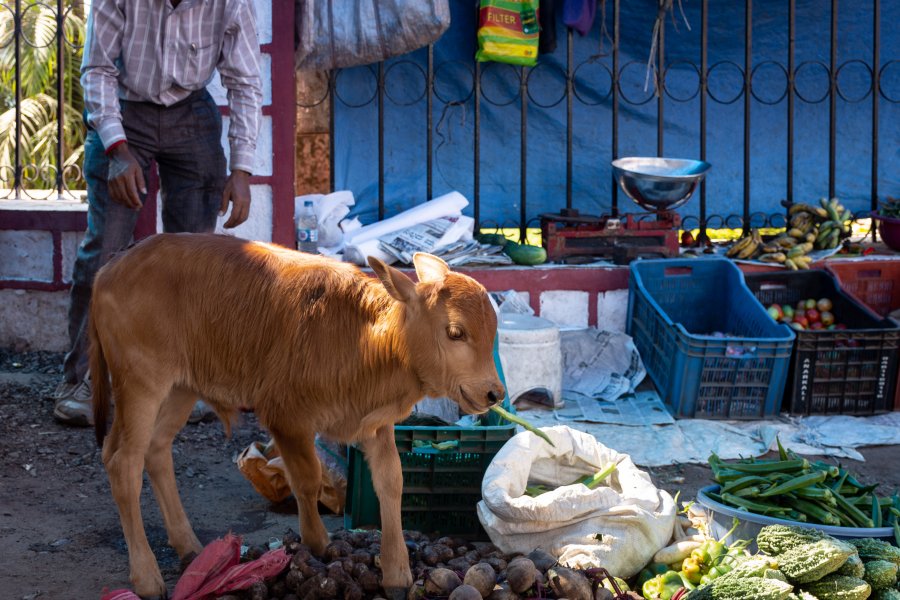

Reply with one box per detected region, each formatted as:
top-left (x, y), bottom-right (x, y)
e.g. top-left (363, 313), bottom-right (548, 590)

top-left (89, 311), bottom-right (111, 448)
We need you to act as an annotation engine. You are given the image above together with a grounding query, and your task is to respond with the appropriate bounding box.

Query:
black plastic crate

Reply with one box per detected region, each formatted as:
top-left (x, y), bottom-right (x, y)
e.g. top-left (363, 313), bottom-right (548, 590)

top-left (344, 421), bottom-right (515, 539)
top-left (343, 340), bottom-right (516, 539)
top-left (744, 270), bottom-right (900, 415)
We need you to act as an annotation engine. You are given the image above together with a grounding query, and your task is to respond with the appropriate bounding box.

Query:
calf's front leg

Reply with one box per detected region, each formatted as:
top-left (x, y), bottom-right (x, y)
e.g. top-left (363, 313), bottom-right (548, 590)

top-left (362, 425), bottom-right (413, 598)
top-left (270, 431), bottom-right (330, 556)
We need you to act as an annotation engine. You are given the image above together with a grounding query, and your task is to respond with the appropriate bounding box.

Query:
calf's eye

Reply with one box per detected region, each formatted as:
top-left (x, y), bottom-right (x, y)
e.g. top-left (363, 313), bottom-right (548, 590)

top-left (447, 325), bottom-right (465, 341)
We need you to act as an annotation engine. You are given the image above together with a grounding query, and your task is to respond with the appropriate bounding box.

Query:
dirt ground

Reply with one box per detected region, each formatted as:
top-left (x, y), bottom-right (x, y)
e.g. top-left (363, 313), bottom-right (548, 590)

top-left (2, 349), bottom-right (898, 600)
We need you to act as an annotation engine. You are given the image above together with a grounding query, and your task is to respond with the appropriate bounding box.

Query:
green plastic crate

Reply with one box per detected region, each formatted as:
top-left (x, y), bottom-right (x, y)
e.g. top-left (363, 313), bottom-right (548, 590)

top-left (343, 338), bottom-right (516, 539)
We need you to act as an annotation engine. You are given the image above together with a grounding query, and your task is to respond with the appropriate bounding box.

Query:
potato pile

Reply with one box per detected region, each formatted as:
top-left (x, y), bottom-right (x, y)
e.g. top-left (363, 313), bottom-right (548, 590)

top-left (218, 529), bottom-right (641, 600)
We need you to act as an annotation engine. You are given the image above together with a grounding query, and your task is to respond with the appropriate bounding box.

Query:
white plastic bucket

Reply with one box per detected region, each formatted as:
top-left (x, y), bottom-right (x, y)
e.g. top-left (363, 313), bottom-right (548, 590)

top-left (497, 313), bottom-right (563, 408)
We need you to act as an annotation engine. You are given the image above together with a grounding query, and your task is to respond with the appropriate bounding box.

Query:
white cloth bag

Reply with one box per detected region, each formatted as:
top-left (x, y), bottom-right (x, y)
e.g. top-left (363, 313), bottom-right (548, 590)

top-left (295, 0), bottom-right (451, 71)
top-left (477, 425), bottom-right (676, 577)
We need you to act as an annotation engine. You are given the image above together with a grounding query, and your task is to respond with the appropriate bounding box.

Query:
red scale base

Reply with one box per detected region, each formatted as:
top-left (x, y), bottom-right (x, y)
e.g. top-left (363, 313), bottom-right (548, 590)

top-left (540, 208), bottom-right (682, 265)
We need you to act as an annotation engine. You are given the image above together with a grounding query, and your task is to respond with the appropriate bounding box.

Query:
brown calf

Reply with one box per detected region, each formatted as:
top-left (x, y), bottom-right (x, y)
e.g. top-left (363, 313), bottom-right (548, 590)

top-left (89, 233), bottom-right (504, 599)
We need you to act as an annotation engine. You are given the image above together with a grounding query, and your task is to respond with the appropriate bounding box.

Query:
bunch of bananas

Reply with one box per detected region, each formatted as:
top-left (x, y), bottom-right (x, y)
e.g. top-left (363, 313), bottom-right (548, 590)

top-left (725, 229), bottom-right (764, 260)
top-left (725, 198), bottom-right (852, 270)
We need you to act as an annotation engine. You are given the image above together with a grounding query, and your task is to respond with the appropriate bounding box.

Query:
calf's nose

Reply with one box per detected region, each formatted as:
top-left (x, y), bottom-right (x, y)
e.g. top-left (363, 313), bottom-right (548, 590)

top-left (487, 384), bottom-right (505, 406)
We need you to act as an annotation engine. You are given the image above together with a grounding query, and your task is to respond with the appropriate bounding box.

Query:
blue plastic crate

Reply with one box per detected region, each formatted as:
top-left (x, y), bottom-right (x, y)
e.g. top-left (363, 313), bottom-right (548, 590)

top-left (626, 258), bottom-right (796, 419)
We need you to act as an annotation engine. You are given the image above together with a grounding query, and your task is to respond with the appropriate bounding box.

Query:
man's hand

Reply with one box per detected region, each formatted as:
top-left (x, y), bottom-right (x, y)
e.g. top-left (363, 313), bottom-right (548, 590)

top-left (107, 143), bottom-right (146, 210)
top-left (221, 169), bottom-right (251, 228)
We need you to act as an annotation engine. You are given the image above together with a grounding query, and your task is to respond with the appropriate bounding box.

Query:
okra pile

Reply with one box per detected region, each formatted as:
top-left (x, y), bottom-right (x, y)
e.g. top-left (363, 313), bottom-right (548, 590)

top-left (708, 440), bottom-right (900, 532)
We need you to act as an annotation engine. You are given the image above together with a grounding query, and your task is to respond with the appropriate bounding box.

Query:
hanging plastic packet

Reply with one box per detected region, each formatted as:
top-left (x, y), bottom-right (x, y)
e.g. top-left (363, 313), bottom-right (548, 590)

top-left (476, 0), bottom-right (541, 67)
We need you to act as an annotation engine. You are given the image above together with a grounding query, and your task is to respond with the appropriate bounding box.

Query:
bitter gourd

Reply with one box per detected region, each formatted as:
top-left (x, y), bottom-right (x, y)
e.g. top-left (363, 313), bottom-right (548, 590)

top-left (864, 561), bottom-right (898, 591)
top-left (837, 554), bottom-right (866, 579)
top-left (779, 539), bottom-right (856, 584)
top-left (873, 589), bottom-right (900, 600)
top-left (719, 558), bottom-right (780, 582)
top-left (687, 576), bottom-right (794, 600)
top-left (801, 575), bottom-right (872, 600)
top-left (850, 539), bottom-right (900, 567)
top-left (757, 525), bottom-right (830, 556)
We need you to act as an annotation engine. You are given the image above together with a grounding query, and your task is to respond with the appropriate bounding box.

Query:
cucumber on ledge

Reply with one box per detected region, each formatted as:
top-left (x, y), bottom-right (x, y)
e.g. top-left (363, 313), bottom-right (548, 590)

top-left (475, 232), bottom-right (510, 247)
top-left (503, 242), bottom-right (547, 265)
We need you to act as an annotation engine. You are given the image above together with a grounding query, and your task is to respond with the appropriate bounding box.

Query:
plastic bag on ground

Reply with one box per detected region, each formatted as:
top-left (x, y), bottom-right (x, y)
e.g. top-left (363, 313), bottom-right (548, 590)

top-left (100, 533), bottom-right (290, 600)
top-left (236, 436), bottom-right (348, 514)
top-left (477, 425), bottom-right (675, 577)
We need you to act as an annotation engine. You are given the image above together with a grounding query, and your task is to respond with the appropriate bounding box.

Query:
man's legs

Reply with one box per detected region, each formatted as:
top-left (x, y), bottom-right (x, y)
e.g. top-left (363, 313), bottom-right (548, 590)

top-left (55, 105), bottom-right (155, 426)
top-left (156, 89), bottom-right (225, 234)
top-left (156, 89), bottom-right (227, 423)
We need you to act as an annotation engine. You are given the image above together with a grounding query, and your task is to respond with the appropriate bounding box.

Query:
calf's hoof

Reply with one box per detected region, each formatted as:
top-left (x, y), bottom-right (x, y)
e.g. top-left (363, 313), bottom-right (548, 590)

top-left (384, 587), bottom-right (409, 600)
top-left (179, 551), bottom-right (198, 572)
top-left (133, 571), bottom-right (168, 600)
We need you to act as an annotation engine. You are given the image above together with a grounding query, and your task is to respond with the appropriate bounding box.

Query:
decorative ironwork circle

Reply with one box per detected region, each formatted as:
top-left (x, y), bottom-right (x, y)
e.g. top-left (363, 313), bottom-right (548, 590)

top-left (681, 215), bottom-right (700, 230)
top-left (572, 59), bottom-right (613, 105)
top-left (705, 214), bottom-right (726, 230)
top-left (835, 59), bottom-right (873, 103)
top-left (0, 165), bottom-right (14, 191)
top-left (296, 73), bottom-right (332, 109)
top-left (617, 60), bottom-right (657, 106)
top-left (20, 163), bottom-right (40, 183)
top-left (663, 60), bottom-right (702, 103)
top-left (525, 62), bottom-right (568, 108)
top-left (384, 59), bottom-right (427, 106)
top-left (769, 212), bottom-right (787, 228)
top-left (0, 3), bottom-right (15, 49)
top-left (333, 65), bottom-right (378, 108)
top-left (433, 60), bottom-right (475, 105)
top-left (724, 214), bottom-right (745, 229)
top-left (479, 62), bottom-right (522, 107)
top-left (793, 60), bottom-right (831, 104)
top-left (62, 5), bottom-right (85, 50)
top-left (479, 220), bottom-right (501, 233)
top-left (706, 61), bottom-right (746, 105)
top-left (749, 211), bottom-right (770, 228)
top-left (750, 61), bottom-right (790, 105)
top-left (19, 2), bottom-right (58, 49)
top-left (62, 163), bottom-right (84, 190)
top-left (878, 60), bottom-right (900, 103)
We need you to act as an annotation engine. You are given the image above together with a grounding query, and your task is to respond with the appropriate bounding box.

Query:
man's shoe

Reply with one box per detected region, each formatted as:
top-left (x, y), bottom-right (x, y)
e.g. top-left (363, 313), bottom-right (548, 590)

top-left (53, 379), bottom-right (93, 427)
top-left (187, 400), bottom-right (216, 424)
top-left (48, 380), bottom-right (77, 402)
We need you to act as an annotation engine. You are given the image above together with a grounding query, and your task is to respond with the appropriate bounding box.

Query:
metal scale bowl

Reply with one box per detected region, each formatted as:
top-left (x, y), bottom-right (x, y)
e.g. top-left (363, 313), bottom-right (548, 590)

top-left (540, 157), bottom-right (711, 265)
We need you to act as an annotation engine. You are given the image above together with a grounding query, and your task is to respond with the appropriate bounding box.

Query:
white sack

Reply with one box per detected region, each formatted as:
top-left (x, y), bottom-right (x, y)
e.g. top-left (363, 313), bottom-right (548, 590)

top-left (477, 425), bottom-right (675, 577)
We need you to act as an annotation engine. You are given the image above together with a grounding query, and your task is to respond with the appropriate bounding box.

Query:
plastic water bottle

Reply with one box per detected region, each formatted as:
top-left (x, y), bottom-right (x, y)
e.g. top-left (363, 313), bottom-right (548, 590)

top-left (296, 200), bottom-right (318, 254)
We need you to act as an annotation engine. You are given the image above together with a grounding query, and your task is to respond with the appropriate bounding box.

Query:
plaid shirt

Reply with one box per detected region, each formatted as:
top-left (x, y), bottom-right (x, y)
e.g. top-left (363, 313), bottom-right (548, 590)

top-left (82, 0), bottom-right (263, 173)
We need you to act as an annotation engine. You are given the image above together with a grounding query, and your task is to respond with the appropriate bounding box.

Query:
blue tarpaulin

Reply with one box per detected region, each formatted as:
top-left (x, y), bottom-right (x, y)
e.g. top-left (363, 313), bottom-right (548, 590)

top-left (332, 0), bottom-right (899, 228)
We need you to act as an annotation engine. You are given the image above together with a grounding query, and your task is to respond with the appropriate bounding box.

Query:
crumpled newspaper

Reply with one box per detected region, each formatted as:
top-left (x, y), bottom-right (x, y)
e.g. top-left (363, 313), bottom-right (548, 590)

top-left (561, 328), bottom-right (647, 402)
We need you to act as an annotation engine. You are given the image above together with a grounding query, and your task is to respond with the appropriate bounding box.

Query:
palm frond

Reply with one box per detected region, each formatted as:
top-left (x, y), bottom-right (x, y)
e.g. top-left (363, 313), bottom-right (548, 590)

top-left (0, 2), bottom-right (86, 190)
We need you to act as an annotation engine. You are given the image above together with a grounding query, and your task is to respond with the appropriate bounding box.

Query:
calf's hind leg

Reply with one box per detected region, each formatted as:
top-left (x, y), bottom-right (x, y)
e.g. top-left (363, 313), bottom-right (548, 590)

top-left (361, 425), bottom-right (413, 597)
top-left (102, 381), bottom-right (170, 599)
top-left (144, 386), bottom-right (204, 567)
top-left (269, 430), bottom-right (330, 556)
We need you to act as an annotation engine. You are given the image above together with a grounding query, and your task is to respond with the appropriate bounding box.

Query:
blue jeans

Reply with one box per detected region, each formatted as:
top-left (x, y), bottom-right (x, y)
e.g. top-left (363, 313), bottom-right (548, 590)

top-left (64, 89), bottom-right (227, 384)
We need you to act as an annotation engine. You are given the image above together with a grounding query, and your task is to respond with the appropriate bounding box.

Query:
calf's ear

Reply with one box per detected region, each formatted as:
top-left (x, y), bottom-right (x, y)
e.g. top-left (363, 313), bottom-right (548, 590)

top-left (368, 256), bottom-right (417, 303)
top-left (412, 253), bottom-right (450, 284)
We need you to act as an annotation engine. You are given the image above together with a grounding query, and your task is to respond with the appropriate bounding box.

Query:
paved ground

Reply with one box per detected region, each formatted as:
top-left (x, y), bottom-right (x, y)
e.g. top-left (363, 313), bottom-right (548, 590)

top-left (1, 349), bottom-right (898, 600)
